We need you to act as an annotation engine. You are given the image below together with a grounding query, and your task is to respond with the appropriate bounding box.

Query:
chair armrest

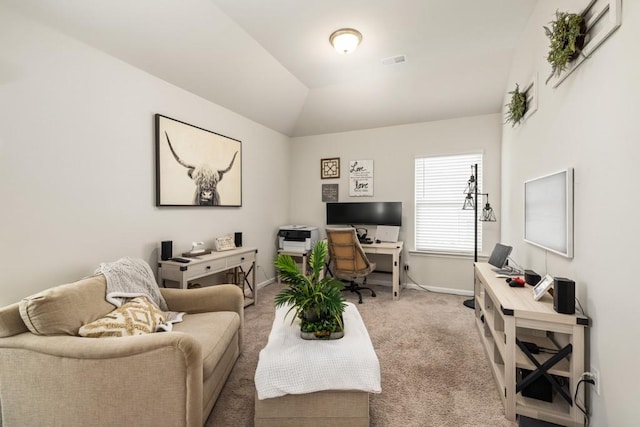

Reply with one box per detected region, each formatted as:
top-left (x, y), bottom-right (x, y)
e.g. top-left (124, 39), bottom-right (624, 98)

top-left (0, 332), bottom-right (203, 426)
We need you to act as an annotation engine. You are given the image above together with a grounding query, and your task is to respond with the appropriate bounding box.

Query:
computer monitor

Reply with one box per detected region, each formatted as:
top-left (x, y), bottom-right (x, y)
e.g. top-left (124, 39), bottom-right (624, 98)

top-left (326, 202), bottom-right (402, 226)
top-left (488, 243), bottom-right (512, 269)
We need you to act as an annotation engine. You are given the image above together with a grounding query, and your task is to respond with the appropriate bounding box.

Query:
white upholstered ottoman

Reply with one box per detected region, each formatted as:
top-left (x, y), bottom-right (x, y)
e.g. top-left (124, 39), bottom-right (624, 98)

top-left (254, 303), bottom-right (380, 426)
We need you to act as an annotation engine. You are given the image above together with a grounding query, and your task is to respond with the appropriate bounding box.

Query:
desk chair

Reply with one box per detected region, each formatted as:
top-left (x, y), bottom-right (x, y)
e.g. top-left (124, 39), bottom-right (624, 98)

top-left (325, 228), bottom-right (376, 304)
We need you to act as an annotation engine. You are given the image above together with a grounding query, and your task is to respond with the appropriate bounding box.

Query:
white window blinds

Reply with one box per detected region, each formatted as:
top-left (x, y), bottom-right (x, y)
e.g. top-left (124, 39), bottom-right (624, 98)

top-left (415, 153), bottom-right (483, 253)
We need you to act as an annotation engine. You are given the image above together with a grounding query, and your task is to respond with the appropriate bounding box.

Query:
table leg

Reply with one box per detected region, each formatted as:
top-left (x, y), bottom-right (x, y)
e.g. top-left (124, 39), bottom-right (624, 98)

top-left (392, 252), bottom-right (400, 300)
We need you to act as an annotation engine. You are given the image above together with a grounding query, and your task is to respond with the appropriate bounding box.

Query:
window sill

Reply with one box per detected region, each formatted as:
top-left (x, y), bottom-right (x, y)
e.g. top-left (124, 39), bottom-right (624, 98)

top-left (408, 250), bottom-right (490, 261)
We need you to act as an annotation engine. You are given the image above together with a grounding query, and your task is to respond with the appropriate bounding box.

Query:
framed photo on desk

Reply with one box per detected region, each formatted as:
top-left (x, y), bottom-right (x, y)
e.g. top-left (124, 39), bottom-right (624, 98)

top-left (533, 274), bottom-right (554, 301)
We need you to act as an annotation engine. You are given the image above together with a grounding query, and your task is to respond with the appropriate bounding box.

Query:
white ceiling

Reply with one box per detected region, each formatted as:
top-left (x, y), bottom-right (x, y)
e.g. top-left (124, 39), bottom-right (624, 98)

top-left (5, 0), bottom-right (538, 137)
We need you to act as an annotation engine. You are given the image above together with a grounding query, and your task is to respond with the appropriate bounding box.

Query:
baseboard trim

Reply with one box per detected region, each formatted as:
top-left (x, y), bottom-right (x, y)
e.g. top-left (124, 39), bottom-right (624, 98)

top-left (264, 277), bottom-right (473, 298)
top-left (367, 279), bottom-right (473, 297)
top-left (404, 283), bottom-right (473, 297)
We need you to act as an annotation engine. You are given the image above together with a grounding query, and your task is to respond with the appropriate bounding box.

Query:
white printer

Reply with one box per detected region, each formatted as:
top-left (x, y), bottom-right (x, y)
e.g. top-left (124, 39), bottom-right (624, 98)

top-left (278, 225), bottom-right (319, 253)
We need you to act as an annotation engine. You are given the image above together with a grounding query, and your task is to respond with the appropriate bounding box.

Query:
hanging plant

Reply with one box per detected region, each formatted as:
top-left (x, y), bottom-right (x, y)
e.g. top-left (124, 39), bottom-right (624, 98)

top-left (505, 84), bottom-right (527, 127)
top-left (544, 10), bottom-right (586, 83)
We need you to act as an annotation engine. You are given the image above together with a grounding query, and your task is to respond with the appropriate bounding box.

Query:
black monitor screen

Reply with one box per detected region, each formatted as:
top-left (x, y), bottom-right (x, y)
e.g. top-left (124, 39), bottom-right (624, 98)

top-left (326, 202), bottom-right (402, 226)
top-left (488, 243), bottom-right (512, 269)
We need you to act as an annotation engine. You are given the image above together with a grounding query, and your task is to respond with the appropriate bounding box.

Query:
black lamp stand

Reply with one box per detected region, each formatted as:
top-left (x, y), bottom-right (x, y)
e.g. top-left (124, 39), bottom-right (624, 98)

top-left (462, 163), bottom-right (495, 310)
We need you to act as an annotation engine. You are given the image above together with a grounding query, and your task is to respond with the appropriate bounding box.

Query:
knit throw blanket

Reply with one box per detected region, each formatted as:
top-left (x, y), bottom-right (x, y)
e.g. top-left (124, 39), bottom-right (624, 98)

top-left (95, 257), bottom-right (184, 331)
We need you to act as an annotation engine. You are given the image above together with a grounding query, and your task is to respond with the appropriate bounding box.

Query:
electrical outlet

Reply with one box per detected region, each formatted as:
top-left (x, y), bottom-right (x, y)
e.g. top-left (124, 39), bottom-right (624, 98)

top-left (592, 369), bottom-right (600, 395)
top-left (404, 264), bottom-right (409, 271)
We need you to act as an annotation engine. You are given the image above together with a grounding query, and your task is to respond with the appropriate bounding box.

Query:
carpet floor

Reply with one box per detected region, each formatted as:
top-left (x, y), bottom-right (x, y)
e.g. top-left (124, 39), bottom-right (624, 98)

top-left (206, 283), bottom-right (517, 427)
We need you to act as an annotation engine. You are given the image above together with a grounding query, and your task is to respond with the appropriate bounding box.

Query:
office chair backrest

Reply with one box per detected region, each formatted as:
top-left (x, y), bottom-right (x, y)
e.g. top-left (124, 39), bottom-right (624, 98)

top-left (325, 228), bottom-right (372, 275)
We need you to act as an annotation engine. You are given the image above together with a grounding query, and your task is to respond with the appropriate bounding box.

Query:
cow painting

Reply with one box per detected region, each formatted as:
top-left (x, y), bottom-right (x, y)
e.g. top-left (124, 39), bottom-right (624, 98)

top-left (165, 131), bottom-right (239, 206)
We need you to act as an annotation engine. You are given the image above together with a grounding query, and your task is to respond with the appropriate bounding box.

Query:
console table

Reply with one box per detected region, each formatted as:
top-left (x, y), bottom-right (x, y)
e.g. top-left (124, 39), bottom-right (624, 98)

top-left (474, 262), bottom-right (589, 427)
top-left (158, 247), bottom-right (257, 307)
top-left (360, 241), bottom-right (404, 300)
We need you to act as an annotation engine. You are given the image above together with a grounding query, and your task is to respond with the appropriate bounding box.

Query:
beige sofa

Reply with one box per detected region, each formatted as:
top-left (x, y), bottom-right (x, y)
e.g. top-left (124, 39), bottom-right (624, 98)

top-left (0, 274), bottom-right (243, 427)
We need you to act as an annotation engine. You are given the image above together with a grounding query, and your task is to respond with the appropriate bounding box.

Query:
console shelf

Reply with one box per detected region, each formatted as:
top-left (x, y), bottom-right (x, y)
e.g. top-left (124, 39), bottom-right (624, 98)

top-left (474, 262), bottom-right (589, 427)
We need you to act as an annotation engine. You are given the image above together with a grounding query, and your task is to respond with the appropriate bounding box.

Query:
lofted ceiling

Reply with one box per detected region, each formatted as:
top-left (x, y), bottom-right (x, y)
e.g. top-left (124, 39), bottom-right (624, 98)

top-left (5, 0), bottom-right (538, 137)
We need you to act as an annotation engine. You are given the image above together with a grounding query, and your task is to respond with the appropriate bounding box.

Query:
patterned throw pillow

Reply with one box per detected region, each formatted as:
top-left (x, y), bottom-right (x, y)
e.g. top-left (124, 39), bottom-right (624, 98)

top-left (78, 296), bottom-right (165, 338)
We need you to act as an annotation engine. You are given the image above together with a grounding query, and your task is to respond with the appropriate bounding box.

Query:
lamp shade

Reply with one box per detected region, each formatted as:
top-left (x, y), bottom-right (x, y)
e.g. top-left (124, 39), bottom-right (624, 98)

top-left (480, 202), bottom-right (497, 222)
top-left (329, 28), bottom-right (362, 54)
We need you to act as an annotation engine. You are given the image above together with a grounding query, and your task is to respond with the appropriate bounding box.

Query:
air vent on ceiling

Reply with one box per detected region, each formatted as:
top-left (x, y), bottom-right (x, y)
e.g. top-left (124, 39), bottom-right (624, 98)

top-left (381, 55), bottom-right (407, 66)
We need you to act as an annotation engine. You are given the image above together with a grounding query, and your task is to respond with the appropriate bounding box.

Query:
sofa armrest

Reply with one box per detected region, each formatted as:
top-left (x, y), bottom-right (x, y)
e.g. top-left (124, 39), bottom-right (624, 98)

top-left (0, 332), bottom-right (203, 426)
top-left (161, 285), bottom-right (244, 352)
top-left (160, 284), bottom-right (243, 315)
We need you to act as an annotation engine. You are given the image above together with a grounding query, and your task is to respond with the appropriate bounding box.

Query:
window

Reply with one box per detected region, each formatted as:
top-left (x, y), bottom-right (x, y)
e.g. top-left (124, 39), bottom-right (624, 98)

top-left (415, 153), bottom-right (483, 254)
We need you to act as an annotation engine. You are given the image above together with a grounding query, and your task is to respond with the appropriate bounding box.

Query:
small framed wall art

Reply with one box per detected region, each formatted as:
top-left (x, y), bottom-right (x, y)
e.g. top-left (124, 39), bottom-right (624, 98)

top-left (321, 157), bottom-right (340, 179)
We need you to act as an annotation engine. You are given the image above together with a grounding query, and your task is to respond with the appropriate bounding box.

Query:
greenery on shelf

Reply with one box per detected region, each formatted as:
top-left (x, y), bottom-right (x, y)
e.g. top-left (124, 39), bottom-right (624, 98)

top-left (274, 241), bottom-right (346, 338)
top-left (544, 10), bottom-right (585, 83)
top-left (505, 83), bottom-right (527, 127)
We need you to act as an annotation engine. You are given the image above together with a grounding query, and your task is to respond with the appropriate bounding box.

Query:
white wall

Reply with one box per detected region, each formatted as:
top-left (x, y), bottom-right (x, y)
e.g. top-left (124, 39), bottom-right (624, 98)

top-left (290, 115), bottom-right (502, 294)
top-left (502, 2), bottom-right (640, 424)
top-left (0, 7), bottom-right (289, 305)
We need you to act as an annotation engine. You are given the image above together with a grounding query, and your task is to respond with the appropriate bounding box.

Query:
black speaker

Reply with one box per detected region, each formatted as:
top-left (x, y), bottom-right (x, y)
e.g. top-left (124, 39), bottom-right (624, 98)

top-left (234, 232), bottom-right (242, 247)
top-left (161, 240), bottom-right (173, 261)
top-left (524, 270), bottom-right (541, 286)
top-left (553, 277), bottom-right (575, 314)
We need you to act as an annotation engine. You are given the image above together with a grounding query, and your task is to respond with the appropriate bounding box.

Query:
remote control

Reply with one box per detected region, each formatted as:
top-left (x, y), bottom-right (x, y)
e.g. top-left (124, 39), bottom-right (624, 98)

top-left (170, 257), bottom-right (190, 263)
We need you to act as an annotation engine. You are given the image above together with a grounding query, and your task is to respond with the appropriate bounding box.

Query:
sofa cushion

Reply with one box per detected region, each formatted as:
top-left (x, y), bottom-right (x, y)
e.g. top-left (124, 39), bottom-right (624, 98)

top-left (19, 274), bottom-right (115, 336)
top-left (78, 296), bottom-right (166, 338)
top-left (172, 311), bottom-right (240, 378)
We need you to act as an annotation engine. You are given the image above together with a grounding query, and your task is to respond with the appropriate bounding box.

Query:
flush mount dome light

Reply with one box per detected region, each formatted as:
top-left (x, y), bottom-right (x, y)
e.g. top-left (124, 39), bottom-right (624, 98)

top-left (329, 28), bottom-right (362, 54)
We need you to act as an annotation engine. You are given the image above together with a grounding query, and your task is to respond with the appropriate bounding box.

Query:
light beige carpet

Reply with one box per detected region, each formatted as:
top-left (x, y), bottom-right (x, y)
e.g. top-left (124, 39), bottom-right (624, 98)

top-left (206, 283), bottom-right (517, 427)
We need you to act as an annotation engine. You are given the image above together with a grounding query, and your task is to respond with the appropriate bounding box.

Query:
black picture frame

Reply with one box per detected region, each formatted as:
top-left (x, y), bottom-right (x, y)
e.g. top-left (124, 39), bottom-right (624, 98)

top-left (155, 114), bottom-right (242, 207)
top-left (321, 157), bottom-right (340, 179)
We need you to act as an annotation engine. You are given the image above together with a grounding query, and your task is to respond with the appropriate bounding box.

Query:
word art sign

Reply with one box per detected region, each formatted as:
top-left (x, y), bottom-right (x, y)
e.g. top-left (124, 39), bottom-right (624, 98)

top-left (349, 160), bottom-right (373, 197)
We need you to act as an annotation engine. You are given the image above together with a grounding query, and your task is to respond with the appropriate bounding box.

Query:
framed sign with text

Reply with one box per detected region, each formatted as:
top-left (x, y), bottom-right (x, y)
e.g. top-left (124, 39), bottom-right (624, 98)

top-left (349, 160), bottom-right (373, 196)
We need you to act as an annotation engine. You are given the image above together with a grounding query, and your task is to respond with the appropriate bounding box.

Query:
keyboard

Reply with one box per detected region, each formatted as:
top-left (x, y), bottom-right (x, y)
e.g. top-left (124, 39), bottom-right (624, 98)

top-left (492, 268), bottom-right (522, 276)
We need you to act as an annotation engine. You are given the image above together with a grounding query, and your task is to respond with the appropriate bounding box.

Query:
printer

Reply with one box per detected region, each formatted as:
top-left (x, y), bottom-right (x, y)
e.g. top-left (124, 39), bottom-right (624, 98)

top-left (278, 225), bottom-right (319, 253)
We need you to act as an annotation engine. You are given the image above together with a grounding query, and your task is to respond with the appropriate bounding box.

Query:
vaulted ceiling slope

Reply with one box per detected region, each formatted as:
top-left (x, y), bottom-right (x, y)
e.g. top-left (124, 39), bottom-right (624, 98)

top-left (5, 0), bottom-right (538, 137)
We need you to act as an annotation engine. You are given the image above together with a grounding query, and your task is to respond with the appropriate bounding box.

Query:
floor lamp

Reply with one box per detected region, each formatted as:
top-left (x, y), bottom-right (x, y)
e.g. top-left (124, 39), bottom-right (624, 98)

top-left (462, 164), bottom-right (496, 310)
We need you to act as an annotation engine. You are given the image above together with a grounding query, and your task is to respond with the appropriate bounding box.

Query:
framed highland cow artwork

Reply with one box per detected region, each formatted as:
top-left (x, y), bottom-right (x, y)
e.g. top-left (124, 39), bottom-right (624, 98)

top-left (155, 114), bottom-right (242, 207)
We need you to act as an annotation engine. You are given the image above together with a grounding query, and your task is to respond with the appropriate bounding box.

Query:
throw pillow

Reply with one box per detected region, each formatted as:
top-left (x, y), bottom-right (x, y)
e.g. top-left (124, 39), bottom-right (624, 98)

top-left (78, 296), bottom-right (165, 338)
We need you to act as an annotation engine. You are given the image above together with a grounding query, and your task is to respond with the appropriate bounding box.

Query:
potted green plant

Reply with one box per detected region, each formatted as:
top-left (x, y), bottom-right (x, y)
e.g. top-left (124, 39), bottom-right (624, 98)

top-left (544, 10), bottom-right (586, 83)
top-left (274, 241), bottom-right (347, 340)
top-left (505, 83), bottom-right (527, 127)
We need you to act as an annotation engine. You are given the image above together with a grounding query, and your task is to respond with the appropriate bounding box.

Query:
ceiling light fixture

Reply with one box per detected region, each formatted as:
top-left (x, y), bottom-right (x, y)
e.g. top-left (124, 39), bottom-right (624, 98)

top-left (329, 28), bottom-right (362, 55)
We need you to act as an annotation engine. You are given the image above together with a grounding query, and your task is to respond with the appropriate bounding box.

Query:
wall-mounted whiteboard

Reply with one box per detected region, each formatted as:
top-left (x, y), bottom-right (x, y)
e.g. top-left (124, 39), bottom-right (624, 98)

top-left (524, 168), bottom-right (574, 258)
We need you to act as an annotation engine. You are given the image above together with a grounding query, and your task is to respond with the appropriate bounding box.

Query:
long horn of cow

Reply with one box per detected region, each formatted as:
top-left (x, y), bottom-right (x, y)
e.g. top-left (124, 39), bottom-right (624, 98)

top-left (165, 131), bottom-right (195, 172)
top-left (218, 151), bottom-right (238, 178)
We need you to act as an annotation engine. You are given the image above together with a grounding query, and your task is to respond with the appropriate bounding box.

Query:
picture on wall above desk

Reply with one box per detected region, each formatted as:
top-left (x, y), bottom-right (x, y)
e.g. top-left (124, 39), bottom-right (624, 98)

top-left (320, 157), bottom-right (340, 179)
top-left (155, 114), bottom-right (242, 207)
top-left (349, 160), bottom-right (373, 196)
top-left (322, 184), bottom-right (339, 202)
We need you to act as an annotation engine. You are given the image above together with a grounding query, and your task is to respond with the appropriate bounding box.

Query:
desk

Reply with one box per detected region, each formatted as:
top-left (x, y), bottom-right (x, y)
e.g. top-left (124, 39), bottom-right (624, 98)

top-left (157, 247), bottom-right (257, 307)
top-left (360, 241), bottom-right (404, 300)
top-left (474, 262), bottom-right (588, 426)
